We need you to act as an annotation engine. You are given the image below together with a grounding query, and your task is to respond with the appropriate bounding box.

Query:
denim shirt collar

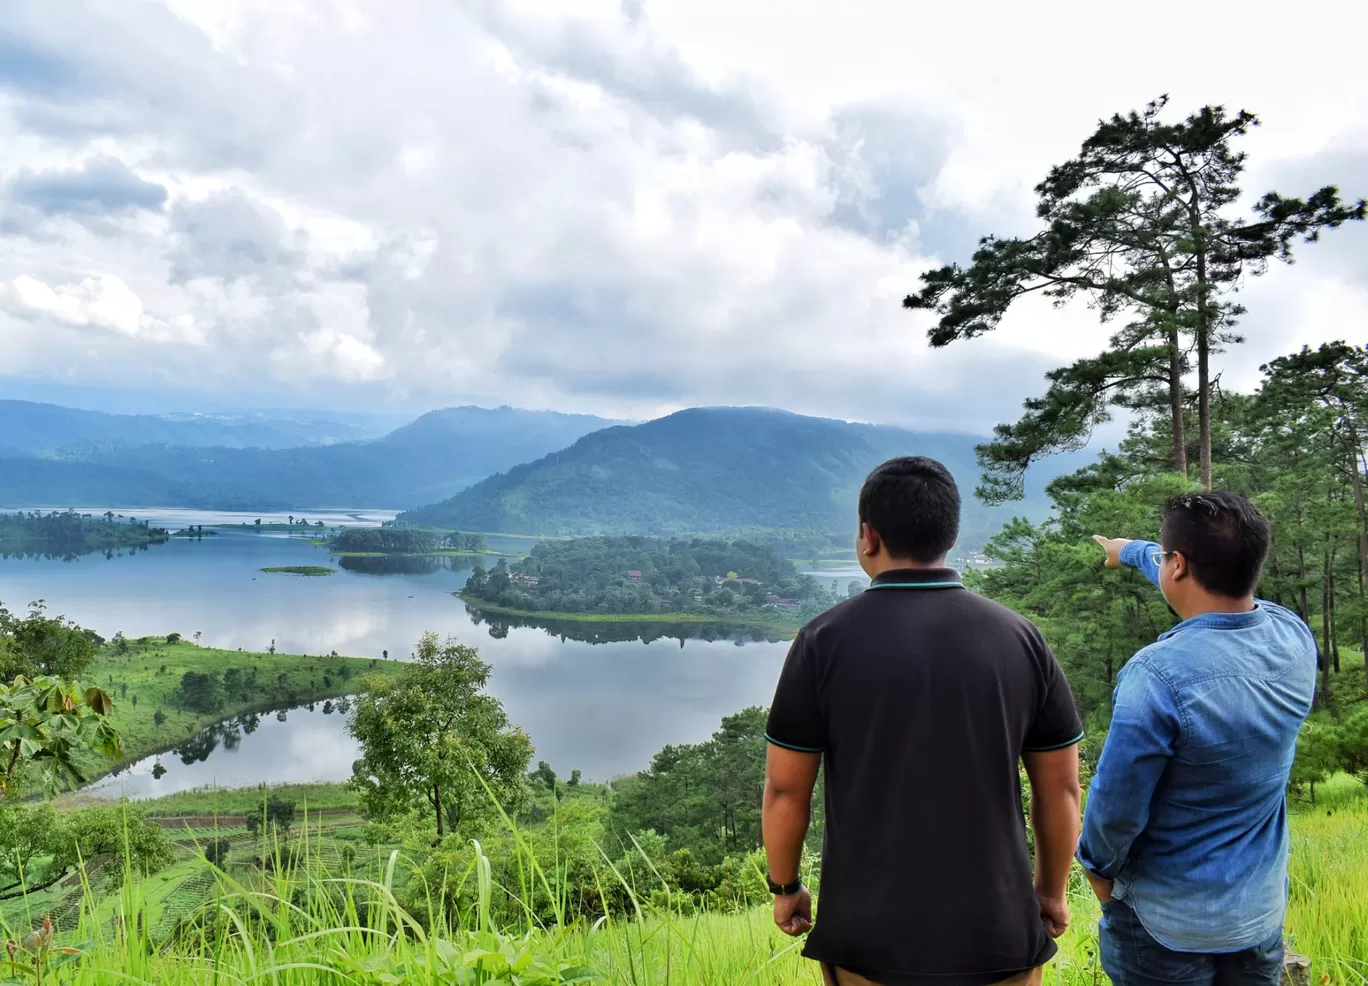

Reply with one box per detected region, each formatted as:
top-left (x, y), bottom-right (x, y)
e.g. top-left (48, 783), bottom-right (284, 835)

top-left (1158, 604), bottom-right (1270, 641)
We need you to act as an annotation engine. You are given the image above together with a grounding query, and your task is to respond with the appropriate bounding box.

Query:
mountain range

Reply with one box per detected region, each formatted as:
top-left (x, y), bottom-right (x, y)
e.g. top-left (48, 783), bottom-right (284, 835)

top-left (0, 400), bottom-right (383, 452)
top-left (0, 404), bottom-right (616, 510)
top-left (0, 400), bottom-right (1081, 546)
top-left (397, 407), bottom-right (1079, 546)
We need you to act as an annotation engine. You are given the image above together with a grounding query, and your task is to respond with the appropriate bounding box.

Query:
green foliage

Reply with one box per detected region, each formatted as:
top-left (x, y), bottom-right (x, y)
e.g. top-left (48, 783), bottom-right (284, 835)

top-left (348, 634), bottom-right (533, 838)
top-left (175, 671), bottom-right (221, 714)
top-left (463, 536), bottom-right (839, 622)
top-left (906, 96), bottom-right (1366, 494)
top-left (68, 641), bottom-right (392, 786)
top-left (0, 675), bottom-right (121, 795)
top-left (0, 602), bottom-right (99, 682)
top-left (203, 836), bottom-right (231, 869)
top-left (531, 761), bottom-right (557, 790)
top-left (970, 340), bottom-right (1368, 786)
top-left (244, 795), bottom-right (296, 836)
top-left (970, 470), bottom-right (1192, 726)
top-left (0, 801), bottom-right (173, 900)
top-left (0, 509), bottom-right (169, 559)
top-left (607, 707), bottom-right (815, 866)
top-left (331, 528), bottom-right (442, 554)
top-left (443, 531), bottom-right (489, 552)
top-left (259, 566), bottom-right (335, 576)
top-left (334, 930), bottom-right (595, 986)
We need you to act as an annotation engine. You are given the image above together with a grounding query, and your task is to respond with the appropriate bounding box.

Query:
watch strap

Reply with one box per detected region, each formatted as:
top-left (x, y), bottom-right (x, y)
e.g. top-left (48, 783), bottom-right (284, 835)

top-left (767, 874), bottom-right (803, 896)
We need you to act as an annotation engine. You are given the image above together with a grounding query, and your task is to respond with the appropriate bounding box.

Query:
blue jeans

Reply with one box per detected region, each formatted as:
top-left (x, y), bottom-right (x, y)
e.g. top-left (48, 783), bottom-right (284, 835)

top-left (1100, 898), bottom-right (1284, 986)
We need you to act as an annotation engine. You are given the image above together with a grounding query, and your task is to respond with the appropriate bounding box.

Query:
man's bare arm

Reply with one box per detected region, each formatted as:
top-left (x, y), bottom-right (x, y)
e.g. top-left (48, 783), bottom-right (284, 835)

top-left (763, 744), bottom-right (820, 881)
top-left (1022, 744), bottom-right (1082, 937)
top-left (763, 743), bottom-right (820, 935)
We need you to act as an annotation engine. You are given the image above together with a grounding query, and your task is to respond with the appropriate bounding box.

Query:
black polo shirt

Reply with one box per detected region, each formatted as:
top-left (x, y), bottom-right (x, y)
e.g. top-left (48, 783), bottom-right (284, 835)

top-left (766, 568), bottom-right (1083, 985)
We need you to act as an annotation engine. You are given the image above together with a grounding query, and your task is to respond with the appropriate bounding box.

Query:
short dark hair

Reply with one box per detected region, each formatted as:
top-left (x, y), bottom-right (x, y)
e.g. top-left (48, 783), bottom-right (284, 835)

top-left (1160, 491), bottom-right (1270, 598)
top-left (858, 457), bottom-right (960, 563)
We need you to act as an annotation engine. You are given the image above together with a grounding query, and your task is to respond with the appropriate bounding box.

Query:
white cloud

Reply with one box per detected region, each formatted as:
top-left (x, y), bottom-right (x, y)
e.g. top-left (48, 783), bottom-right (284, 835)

top-left (0, 272), bottom-right (201, 343)
top-left (269, 327), bottom-right (387, 383)
top-left (0, 0), bottom-right (1363, 430)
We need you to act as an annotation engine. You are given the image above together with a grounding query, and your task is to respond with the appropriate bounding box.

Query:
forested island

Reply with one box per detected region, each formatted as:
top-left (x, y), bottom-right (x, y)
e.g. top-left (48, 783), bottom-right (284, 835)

top-left (0, 509), bottom-right (169, 558)
top-left (330, 526), bottom-right (488, 555)
top-left (460, 535), bottom-right (849, 629)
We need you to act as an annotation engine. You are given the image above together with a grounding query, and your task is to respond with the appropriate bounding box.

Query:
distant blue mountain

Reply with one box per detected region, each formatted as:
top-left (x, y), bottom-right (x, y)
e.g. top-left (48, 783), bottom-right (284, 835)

top-left (397, 406), bottom-right (1084, 548)
top-left (0, 405), bottom-right (618, 510)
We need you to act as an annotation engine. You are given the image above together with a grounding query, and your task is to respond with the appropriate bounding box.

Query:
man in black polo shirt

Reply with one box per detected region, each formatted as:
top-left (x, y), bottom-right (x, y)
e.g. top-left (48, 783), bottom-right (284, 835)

top-left (763, 457), bottom-right (1084, 986)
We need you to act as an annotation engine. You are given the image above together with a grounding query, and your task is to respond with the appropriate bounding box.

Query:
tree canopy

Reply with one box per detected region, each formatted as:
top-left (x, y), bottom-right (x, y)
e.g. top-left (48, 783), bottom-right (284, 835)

top-left (462, 536), bottom-right (840, 621)
top-left (348, 633), bottom-right (532, 837)
top-left (905, 96), bottom-right (1365, 498)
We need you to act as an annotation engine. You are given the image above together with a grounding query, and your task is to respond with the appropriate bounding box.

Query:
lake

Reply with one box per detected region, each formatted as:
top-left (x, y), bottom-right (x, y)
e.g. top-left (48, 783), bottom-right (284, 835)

top-left (0, 509), bottom-right (797, 793)
top-left (81, 702), bottom-right (360, 800)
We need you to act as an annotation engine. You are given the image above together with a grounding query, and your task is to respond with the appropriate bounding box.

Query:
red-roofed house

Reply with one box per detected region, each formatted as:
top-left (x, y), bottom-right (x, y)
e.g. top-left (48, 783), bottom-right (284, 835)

top-left (627, 570), bottom-right (643, 582)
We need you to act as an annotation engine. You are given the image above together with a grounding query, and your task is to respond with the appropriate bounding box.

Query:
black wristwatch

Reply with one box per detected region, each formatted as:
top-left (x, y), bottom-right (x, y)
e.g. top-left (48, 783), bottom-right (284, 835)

top-left (767, 874), bottom-right (803, 896)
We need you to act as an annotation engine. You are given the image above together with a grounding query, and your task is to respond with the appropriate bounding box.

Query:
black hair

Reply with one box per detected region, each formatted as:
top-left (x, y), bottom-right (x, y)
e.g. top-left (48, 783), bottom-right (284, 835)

top-left (1160, 490), bottom-right (1270, 598)
top-left (858, 457), bottom-right (960, 563)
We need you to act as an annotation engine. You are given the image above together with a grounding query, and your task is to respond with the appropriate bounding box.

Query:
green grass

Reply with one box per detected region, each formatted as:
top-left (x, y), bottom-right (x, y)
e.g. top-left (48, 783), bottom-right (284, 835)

top-left (135, 782), bottom-right (362, 817)
top-left (460, 595), bottom-right (808, 635)
top-left (259, 565), bottom-right (335, 576)
top-left (7, 781), bottom-right (1367, 984)
top-left (63, 641), bottom-right (397, 789)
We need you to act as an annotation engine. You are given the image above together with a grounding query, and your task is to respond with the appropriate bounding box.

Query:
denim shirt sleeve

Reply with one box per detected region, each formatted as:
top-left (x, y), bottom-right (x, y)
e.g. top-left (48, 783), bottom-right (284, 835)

top-left (1076, 658), bottom-right (1183, 881)
top-left (1119, 539), bottom-right (1161, 588)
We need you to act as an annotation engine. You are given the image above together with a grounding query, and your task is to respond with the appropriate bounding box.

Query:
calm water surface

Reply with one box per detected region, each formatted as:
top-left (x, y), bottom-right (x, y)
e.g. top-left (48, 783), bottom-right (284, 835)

top-left (1, 509), bottom-right (794, 793)
top-left (81, 703), bottom-right (358, 800)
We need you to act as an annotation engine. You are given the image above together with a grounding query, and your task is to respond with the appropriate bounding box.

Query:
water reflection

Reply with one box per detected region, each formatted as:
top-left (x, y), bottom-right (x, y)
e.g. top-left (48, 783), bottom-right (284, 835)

top-left (463, 605), bottom-right (789, 646)
top-left (340, 554), bottom-right (458, 576)
top-left (0, 542), bottom-right (164, 562)
top-left (84, 701), bottom-right (360, 800)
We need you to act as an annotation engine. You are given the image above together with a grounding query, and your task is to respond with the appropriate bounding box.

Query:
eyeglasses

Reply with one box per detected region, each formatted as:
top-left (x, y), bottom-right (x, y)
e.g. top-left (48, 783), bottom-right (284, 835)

top-left (1148, 549), bottom-right (1191, 567)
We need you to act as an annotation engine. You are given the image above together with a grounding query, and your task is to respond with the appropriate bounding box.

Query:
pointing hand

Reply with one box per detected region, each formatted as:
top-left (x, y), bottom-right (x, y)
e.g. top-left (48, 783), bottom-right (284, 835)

top-left (1092, 535), bottom-right (1131, 569)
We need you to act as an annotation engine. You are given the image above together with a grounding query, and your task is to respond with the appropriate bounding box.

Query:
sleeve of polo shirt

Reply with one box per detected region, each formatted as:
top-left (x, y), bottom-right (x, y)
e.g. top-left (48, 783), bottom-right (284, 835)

top-left (1022, 629), bottom-right (1084, 753)
top-left (765, 629), bottom-right (824, 753)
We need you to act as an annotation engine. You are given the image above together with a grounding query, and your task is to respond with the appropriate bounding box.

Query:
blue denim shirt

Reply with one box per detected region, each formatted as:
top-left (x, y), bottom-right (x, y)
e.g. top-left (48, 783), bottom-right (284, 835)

top-left (1076, 541), bottom-right (1317, 952)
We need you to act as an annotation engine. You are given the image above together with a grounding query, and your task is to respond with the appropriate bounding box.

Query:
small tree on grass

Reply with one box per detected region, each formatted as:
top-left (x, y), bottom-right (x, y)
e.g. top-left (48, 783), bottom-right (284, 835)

top-left (176, 671), bottom-right (222, 713)
top-left (348, 633), bottom-right (532, 838)
top-left (533, 761), bottom-right (558, 790)
top-left (204, 836), bottom-right (232, 869)
top-left (166, 633), bottom-right (181, 644)
top-left (245, 795), bottom-right (296, 837)
top-left (153, 709), bottom-right (167, 728)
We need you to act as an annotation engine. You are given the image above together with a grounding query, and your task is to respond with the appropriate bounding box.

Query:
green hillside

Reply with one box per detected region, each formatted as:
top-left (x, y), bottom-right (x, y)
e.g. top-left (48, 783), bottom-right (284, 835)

top-left (398, 407), bottom-right (1080, 549)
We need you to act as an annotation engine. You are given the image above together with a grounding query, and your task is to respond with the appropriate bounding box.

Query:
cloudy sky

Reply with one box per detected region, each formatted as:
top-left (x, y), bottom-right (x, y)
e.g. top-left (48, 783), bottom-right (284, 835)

top-left (1, 0), bottom-right (1365, 431)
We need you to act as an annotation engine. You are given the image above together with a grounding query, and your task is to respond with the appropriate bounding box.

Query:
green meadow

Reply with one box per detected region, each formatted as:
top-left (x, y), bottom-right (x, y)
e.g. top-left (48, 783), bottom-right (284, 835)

top-left (4, 774), bottom-right (1365, 985)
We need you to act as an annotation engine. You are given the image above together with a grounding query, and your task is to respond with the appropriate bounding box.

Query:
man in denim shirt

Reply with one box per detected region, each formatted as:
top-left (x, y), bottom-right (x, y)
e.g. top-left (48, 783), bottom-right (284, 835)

top-left (1081, 492), bottom-right (1317, 986)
